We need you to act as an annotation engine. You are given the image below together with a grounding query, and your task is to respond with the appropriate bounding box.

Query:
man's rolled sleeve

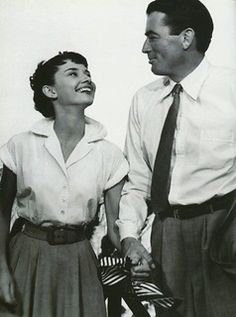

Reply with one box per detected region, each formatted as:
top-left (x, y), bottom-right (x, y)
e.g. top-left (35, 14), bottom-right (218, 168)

top-left (117, 93), bottom-right (152, 241)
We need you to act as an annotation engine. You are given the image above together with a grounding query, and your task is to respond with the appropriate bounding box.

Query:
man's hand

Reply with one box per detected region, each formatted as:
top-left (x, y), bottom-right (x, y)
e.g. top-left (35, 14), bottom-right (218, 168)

top-left (121, 237), bottom-right (155, 278)
top-left (0, 266), bottom-right (16, 306)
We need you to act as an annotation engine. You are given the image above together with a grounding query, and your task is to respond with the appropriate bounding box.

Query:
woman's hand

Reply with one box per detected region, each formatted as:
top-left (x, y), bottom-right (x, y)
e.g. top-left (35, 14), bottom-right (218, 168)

top-left (0, 266), bottom-right (16, 305)
top-left (121, 237), bottom-right (155, 279)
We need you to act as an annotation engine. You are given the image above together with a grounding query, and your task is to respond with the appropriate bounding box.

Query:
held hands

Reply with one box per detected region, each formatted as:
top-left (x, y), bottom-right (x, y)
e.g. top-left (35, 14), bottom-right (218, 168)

top-left (121, 237), bottom-right (155, 279)
top-left (0, 266), bottom-right (16, 306)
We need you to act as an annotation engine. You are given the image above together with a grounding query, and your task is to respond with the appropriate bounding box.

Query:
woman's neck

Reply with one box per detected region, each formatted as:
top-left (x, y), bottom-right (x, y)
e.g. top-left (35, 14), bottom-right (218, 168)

top-left (54, 108), bottom-right (86, 138)
top-left (53, 109), bottom-right (86, 162)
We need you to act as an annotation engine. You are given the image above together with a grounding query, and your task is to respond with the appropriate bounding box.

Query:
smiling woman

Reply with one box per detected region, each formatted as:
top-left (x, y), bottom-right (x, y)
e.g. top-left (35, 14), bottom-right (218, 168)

top-left (43, 62), bottom-right (95, 111)
top-left (0, 51), bottom-right (129, 317)
top-left (29, 52), bottom-right (93, 118)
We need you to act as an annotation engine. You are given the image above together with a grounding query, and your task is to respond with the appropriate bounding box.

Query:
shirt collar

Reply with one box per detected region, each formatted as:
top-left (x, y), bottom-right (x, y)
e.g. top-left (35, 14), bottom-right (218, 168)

top-left (30, 116), bottom-right (107, 142)
top-left (180, 58), bottom-right (209, 100)
top-left (162, 58), bottom-right (210, 101)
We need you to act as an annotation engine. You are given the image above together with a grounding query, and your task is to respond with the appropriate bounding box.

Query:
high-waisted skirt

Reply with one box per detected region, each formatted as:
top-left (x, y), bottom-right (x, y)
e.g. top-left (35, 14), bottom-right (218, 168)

top-left (0, 231), bottom-right (106, 317)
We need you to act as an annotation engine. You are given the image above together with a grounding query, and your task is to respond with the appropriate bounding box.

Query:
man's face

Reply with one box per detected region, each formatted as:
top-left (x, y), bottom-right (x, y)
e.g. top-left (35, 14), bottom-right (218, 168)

top-left (142, 11), bottom-right (184, 79)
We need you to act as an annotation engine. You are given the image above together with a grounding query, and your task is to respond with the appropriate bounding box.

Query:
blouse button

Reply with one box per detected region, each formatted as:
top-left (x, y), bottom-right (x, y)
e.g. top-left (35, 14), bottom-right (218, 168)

top-left (60, 210), bottom-right (65, 214)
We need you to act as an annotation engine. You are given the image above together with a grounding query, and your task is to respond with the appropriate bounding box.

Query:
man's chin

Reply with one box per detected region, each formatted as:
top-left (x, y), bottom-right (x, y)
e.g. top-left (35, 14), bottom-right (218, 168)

top-left (150, 64), bottom-right (159, 74)
top-left (151, 65), bottom-right (165, 76)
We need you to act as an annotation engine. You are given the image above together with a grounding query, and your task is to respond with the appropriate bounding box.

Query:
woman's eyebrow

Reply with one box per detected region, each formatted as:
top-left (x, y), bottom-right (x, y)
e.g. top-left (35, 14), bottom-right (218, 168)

top-left (64, 67), bottom-right (78, 73)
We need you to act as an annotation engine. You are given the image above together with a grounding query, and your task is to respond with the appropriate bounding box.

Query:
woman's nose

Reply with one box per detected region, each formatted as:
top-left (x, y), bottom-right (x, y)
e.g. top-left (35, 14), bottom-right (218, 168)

top-left (81, 74), bottom-right (91, 83)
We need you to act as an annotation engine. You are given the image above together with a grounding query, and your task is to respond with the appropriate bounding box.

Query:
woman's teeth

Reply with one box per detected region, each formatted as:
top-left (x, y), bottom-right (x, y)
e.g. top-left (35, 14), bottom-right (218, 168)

top-left (79, 87), bottom-right (92, 93)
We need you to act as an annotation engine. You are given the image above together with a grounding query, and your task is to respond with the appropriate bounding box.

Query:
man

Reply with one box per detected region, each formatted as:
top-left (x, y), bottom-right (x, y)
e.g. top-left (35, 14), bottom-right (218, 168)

top-left (117, 0), bottom-right (236, 316)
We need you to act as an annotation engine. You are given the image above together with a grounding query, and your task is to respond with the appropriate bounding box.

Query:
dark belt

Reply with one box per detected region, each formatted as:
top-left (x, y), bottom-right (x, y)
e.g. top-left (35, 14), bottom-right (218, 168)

top-left (157, 190), bottom-right (235, 220)
top-left (22, 220), bottom-right (90, 245)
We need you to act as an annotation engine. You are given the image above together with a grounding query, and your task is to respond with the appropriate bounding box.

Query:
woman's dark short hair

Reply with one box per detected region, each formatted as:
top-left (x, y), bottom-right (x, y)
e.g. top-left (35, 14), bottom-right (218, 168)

top-left (146, 0), bottom-right (214, 54)
top-left (30, 51), bottom-right (88, 118)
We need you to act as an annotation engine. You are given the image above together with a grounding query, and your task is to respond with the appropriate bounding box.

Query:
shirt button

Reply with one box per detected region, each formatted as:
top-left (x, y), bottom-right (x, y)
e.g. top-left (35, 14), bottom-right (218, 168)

top-left (60, 210), bottom-right (65, 214)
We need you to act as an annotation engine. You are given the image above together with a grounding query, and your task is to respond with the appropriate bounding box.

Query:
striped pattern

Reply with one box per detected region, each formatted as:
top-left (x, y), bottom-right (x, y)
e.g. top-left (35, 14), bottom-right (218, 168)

top-left (99, 256), bottom-right (180, 310)
top-left (132, 281), bottom-right (164, 299)
top-left (99, 256), bottom-right (126, 268)
top-left (99, 256), bottom-right (129, 286)
top-left (131, 281), bottom-right (177, 309)
top-left (152, 297), bottom-right (176, 309)
top-left (100, 266), bottom-right (128, 286)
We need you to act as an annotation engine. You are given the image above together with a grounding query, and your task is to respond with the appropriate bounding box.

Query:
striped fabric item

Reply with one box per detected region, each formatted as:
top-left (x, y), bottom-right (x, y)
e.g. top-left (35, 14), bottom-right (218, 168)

top-left (132, 281), bottom-right (164, 299)
top-left (99, 256), bottom-right (129, 286)
top-left (152, 297), bottom-right (176, 309)
top-left (99, 256), bottom-right (126, 267)
top-left (99, 256), bottom-right (181, 311)
top-left (100, 265), bottom-right (128, 286)
top-left (132, 281), bottom-right (176, 309)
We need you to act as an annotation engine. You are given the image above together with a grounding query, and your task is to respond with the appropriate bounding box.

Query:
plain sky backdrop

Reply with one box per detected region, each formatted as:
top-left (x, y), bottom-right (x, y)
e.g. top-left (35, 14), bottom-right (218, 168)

top-left (0, 0), bottom-right (236, 149)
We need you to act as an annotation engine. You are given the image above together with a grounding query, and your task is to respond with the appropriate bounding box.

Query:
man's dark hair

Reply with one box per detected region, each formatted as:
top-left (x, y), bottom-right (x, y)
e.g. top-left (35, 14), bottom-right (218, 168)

top-left (146, 0), bottom-right (214, 53)
top-left (29, 51), bottom-right (88, 118)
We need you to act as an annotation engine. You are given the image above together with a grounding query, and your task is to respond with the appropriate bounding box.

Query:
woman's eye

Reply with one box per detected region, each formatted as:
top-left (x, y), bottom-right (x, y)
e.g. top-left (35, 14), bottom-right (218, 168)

top-left (69, 72), bottom-right (77, 77)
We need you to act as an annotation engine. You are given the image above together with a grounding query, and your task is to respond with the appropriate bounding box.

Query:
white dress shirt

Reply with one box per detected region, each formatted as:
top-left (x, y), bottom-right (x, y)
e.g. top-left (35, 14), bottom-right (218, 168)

top-left (117, 58), bottom-right (236, 240)
top-left (0, 117), bottom-right (128, 225)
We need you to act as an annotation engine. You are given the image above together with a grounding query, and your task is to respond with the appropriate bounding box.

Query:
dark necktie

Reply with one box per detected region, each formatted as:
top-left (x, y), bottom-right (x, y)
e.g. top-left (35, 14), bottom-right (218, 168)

top-left (150, 83), bottom-right (183, 213)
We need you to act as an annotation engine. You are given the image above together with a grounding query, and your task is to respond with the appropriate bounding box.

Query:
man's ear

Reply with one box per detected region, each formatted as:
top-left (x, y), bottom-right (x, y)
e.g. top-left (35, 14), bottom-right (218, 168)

top-left (42, 85), bottom-right (57, 99)
top-left (181, 28), bottom-right (195, 50)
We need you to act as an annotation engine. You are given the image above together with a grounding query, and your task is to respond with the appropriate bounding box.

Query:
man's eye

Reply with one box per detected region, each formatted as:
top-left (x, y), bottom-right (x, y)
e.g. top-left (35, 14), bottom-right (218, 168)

top-left (69, 72), bottom-right (77, 77)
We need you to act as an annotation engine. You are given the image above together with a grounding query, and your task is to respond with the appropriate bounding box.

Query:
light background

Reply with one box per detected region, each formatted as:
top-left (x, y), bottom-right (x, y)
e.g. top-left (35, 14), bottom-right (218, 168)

top-left (0, 0), bottom-right (236, 149)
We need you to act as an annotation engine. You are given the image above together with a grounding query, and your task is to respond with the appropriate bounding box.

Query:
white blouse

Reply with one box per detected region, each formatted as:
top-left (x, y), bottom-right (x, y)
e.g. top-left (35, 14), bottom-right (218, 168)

top-left (0, 117), bottom-right (128, 225)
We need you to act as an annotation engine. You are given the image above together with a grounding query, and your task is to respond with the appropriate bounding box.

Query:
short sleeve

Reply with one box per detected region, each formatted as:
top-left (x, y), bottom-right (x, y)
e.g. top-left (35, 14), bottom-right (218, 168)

top-left (0, 138), bottom-right (17, 173)
top-left (104, 143), bottom-right (129, 190)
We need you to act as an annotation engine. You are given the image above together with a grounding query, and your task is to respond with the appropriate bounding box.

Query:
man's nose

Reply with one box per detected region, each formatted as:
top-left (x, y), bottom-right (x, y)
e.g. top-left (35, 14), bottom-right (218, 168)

top-left (142, 38), bottom-right (151, 53)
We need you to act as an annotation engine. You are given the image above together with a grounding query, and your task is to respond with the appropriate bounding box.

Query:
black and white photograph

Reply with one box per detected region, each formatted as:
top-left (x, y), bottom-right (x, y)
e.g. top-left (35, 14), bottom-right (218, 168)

top-left (0, 1), bottom-right (236, 316)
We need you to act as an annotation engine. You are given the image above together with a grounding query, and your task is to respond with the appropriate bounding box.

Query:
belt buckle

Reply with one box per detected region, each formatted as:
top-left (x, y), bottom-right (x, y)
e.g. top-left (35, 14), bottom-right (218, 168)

top-left (47, 227), bottom-right (68, 245)
top-left (173, 208), bottom-right (180, 219)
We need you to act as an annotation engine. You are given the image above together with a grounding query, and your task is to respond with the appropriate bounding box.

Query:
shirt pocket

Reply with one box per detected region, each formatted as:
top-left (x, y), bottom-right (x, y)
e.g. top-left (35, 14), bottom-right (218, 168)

top-left (199, 130), bottom-right (235, 170)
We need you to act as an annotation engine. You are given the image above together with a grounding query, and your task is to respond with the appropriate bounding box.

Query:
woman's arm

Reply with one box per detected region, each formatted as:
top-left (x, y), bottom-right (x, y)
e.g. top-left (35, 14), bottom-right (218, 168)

top-left (104, 179), bottom-right (125, 253)
top-left (0, 165), bottom-right (17, 305)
